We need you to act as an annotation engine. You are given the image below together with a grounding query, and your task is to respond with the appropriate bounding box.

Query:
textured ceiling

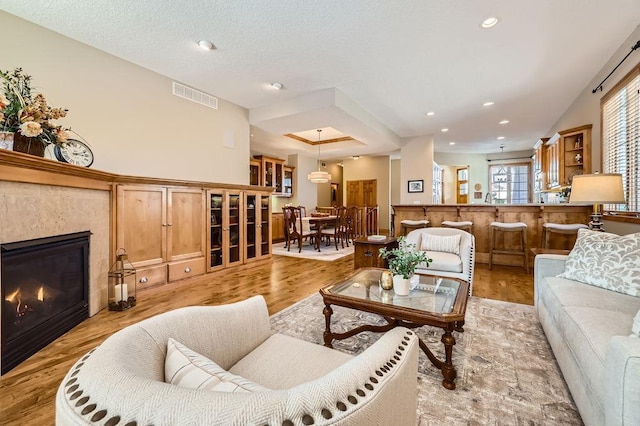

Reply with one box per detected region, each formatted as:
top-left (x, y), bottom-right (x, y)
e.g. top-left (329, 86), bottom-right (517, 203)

top-left (2, 1), bottom-right (640, 160)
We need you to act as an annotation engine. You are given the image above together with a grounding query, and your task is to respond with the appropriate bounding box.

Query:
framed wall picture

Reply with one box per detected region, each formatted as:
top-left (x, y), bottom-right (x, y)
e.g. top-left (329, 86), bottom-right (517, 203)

top-left (408, 180), bottom-right (424, 193)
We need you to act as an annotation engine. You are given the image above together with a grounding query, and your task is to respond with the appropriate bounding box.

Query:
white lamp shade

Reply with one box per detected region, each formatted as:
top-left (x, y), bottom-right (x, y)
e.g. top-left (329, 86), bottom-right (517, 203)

top-left (569, 173), bottom-right (625, 204)
top-left (307, 170), bottom-right (332, 184)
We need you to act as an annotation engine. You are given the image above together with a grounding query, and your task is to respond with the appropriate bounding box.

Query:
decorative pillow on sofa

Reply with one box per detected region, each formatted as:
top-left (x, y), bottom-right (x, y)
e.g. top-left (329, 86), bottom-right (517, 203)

top-left (558, 229), bottom-right (640, 297)
top-left (420, 233), bottom-right (461, 255)
top-left (165, 338), bottom-right (269, 392)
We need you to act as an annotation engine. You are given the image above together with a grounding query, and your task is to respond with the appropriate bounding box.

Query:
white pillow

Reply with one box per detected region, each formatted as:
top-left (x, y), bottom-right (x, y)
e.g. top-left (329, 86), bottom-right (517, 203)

top-left (420, 233), bottom-right (461, 255)
top-left (558, 229), bottom-right (640, 297)
top-left (633, 309), bottom-right (640, 337)
top-left (165, 338), bottom-right (269, 392)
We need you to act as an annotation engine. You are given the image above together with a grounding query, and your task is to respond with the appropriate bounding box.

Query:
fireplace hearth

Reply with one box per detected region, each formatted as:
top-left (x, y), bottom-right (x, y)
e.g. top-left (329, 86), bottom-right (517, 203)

top-left (1, 231), bottom-right (90, 375)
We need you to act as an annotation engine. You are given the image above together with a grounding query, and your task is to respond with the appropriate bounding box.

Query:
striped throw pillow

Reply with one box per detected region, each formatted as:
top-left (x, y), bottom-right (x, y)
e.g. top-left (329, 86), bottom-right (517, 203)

top-left (165, 338), bottom-right (269, 393)
top-left (420, 233), bottom-right (461, 255)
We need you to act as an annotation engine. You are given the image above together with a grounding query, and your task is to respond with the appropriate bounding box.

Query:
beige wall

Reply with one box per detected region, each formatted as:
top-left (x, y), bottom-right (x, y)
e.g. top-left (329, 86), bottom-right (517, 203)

top-left (400, 136), bottom-right (434, 204)
top-left (342, 156), bottom-right (391, 231)
top-left (316, 162), bottom-right (343, 208)
top-left (1, 12), bottom-right (250, 184)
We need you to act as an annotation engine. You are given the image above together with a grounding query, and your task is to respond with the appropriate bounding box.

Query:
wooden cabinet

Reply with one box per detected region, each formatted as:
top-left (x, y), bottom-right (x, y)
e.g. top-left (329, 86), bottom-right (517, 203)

top-left (207, 189), bottom-right (272, 271)
top-left (271, 213), bottom-right (285, 243)
top-left (560, 124), bottom-right (591, 185)
top-left (250, 155), bottom-right (294, 197)
top-left (116, 185), bottom-right (206, 287)
top-left (533, 138), bottom-right (548, 199)
top-left (244, 192), bottom-right (271, 263)
top-left (543, 124), bottom-right (592, 189)
top-left (545, 136), bottom-right (561, 189)
top-left (354, 237), bottom-right (398, 269)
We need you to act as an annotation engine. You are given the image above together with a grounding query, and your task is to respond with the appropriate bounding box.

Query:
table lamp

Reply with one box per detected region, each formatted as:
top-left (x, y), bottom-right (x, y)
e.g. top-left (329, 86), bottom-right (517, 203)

top-left (569, 173), bottom-right (626, 231)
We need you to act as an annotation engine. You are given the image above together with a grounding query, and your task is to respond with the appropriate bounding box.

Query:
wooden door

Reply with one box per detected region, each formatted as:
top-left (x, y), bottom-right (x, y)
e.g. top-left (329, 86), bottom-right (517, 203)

top-left (347, 179), bottom-right (377, 206)
top-left (116, 185), bottom-right (166, 267)
top-left (456, 168), bottom-right (468, 204)
top-left (167, 188), bottom-right (205, 262)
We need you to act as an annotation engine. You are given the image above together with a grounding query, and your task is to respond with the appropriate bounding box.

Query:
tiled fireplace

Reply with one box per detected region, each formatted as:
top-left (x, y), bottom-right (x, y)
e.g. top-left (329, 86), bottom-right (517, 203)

top-left (0, 181), bottom-right (110, 375)
top-left (1, 232), bottom-right (90, 374)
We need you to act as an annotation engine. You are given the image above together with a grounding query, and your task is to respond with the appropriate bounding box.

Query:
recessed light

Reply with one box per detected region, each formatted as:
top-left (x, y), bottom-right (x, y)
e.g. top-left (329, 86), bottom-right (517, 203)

top-left (483, 101), bottom-right (495, 107)
top-left (499, 120), bottom-right (510, 125)
top-left (426, 111), bottom-right (435, 116)
top-left (441, 128), bottom-right (449, 132)
top-left (270, 82), bottom-right (283, 90)
top-left (198, 40), bottom-right (215, 51)
top-left (497, 136), bottom-right (505, 140)
top-left (449, 142), bottom-right (456, 145)
top-left (481, 17), bottom-right (499, 29)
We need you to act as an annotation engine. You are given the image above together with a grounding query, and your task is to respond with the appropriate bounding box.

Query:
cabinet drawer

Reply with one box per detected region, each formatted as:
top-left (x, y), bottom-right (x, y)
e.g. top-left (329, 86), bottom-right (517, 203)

top-left (168, 257), bottom-right (205, 281)
top-left (136, 264), bottom-right (168, 290)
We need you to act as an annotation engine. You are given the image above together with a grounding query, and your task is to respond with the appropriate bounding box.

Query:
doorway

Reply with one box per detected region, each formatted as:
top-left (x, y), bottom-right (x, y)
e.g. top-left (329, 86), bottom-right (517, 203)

top-left (456, 167), bottom-right (469, 204)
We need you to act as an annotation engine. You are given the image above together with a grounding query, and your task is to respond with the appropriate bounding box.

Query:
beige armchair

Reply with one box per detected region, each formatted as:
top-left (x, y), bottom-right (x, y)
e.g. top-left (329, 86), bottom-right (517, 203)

top-left (405, 227), bottom-right (475, 295)
top-left (56, 296), bottom-right (419, 425)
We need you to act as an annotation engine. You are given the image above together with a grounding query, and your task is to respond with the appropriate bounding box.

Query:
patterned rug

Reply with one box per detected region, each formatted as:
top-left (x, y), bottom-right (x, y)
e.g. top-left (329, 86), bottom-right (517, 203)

top-left (270, 293), bottom-right (583, 425)
top-left (272, 241), bottom-right (354, 261)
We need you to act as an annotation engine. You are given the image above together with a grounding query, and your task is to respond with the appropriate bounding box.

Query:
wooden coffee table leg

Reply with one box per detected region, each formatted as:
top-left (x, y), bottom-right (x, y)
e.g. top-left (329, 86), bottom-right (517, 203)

top-left (441, 330), bottom-right (457, 390)
top-left (323, 303), bottom-right (334, 348)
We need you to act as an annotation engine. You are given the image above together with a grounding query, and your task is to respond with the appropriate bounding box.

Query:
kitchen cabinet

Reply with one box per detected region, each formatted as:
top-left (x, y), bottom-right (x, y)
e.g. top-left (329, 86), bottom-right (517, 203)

top-left (250, 155), bottom-right (294, 196)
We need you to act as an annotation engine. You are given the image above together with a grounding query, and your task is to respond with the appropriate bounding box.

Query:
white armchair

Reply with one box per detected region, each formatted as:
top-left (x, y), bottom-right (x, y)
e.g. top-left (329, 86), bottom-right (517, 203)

top-left (56, 296), bottom-right (419, 425)
top-left (405, 227), bottom-right (475, 295)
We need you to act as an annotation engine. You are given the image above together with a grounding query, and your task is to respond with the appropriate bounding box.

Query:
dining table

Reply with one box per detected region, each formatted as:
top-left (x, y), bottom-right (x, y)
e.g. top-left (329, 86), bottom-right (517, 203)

top-left (301, 215), bottom-right (338, 252)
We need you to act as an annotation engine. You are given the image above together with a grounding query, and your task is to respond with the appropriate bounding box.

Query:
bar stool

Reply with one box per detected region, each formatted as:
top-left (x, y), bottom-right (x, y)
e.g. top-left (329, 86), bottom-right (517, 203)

top-left (441, 220), bottom-right (473, 234)
top-left (489, 222), bottom-right (529, 273)
top-left (542, 223), bottom-right (588, 249)
top-left (400, 219), bottom-right (429, 236)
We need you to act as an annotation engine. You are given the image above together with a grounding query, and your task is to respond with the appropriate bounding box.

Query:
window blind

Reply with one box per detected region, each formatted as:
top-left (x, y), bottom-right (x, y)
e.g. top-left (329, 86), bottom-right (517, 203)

top-left (602, 65), bottom-right (640, 213)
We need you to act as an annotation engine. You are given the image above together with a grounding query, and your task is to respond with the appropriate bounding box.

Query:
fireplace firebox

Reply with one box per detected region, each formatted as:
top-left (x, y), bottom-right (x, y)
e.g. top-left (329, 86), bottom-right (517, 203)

top-left (1, 231), bottom-right (90, 375)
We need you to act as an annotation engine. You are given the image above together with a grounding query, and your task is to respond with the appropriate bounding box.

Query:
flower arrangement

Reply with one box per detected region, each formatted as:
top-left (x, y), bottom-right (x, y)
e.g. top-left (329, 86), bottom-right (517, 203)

top-left (378, 236), bottom-right (431, 279)
top-left (0, 67), bottom-right (69, 145)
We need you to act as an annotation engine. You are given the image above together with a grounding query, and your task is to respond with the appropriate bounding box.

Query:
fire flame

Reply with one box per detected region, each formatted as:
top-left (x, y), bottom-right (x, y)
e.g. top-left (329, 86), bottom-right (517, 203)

top-left (37, 286), bottom-right (44, 302)
top-left (5, 289), bottom-right (19, 303)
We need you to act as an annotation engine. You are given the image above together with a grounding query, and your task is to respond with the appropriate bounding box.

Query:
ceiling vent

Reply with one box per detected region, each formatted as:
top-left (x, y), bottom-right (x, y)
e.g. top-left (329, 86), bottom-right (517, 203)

top-left (172, 82), bottom-right (218, 110)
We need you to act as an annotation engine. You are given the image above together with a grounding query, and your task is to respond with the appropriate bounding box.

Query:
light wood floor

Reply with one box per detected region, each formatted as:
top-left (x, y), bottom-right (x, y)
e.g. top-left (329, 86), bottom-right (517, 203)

top-left (0, 254), bottom-right (533, 425)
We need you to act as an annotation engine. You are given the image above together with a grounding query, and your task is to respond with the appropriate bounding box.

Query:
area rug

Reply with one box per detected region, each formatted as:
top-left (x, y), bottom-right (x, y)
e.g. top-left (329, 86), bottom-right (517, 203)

top-left (271, 241), bottom-right (354, 261)
top-left (270, 293), bottom-right (583, 425)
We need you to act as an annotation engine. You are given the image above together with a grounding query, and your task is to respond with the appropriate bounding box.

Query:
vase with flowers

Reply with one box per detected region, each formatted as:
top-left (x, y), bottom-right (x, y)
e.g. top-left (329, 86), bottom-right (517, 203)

top-left (0, 67), bottom-right (69, 156)
top-left (378, 236), bottom-right (431, 295)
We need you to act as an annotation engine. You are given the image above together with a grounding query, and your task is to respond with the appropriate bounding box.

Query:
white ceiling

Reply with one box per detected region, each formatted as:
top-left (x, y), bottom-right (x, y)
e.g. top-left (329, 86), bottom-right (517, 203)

top-left (2, 1), bottom-right (640, 161)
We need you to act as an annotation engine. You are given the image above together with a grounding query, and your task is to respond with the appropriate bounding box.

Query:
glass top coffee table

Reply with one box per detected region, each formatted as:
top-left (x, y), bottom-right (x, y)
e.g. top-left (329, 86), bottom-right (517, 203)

top-left (319, 267), bottom-right (469, 390)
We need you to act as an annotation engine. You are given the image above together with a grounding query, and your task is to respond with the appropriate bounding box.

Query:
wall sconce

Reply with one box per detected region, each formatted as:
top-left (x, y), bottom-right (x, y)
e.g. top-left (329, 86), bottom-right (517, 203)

top-left (108, 248), bottom-right (137, 311)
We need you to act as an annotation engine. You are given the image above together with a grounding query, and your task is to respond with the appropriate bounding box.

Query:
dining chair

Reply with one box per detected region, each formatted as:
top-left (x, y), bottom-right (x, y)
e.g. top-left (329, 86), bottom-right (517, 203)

top-left (320, 206), bottom-right (345, 250)
top-left (284, 206), bottom-right (315, 252)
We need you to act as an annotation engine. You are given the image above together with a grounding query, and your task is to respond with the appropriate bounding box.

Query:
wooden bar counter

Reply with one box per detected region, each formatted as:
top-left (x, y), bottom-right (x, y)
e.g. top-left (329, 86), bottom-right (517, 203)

top-left (392, 204), bottom-right (591, 268)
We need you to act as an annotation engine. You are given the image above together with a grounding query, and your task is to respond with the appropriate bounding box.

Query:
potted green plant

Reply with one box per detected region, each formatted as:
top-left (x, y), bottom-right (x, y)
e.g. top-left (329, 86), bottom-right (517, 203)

top-left (378, 237), bottom-right (431, 295)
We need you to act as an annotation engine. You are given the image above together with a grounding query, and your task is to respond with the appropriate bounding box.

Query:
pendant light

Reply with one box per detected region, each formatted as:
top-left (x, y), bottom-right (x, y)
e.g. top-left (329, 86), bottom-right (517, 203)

top-left (496, 144), bottom-right (508, 180)
top-left (307, 129), bottom-right (332, 184)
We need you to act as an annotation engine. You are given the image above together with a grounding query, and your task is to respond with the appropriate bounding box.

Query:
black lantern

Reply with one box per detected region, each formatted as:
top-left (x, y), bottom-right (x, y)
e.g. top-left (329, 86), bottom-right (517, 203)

top-left (108, 248), bottom-right (137, 311)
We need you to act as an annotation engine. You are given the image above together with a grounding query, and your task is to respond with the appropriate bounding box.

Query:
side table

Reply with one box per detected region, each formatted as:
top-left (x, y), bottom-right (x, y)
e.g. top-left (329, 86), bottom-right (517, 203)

top-left (353, 236), bottom-right (398, 269)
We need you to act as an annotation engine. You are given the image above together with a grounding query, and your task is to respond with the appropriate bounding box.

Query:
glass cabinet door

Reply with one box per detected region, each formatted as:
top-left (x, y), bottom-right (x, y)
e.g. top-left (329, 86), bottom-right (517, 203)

top-left (264, 160), bottom-right (274, 187)
top-left (245, 193), bottom-right (257, 261)
top-left (260, 195), bottom-right (271, 256)
top-left (209, 191), bottom-right (224, 270)
top-left (275, 163), bottom-right (283, 192)
top-left (226, 191), bottom-right (243, 266)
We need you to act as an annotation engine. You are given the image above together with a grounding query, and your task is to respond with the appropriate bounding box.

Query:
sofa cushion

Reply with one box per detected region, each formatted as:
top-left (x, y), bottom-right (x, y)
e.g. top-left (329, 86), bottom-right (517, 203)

top-left (558, 229), bottom-right (640, 297)
top-left (420, 233), bottom-right (461, 255)
top-left (229, 333), bottom-right (352, 389)
top-left (634, 309), bottom-right (640, 337)
top-left (418, 251), bottom-right (462, 273)
top-left (165, 338), bottom-right (269, 392)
